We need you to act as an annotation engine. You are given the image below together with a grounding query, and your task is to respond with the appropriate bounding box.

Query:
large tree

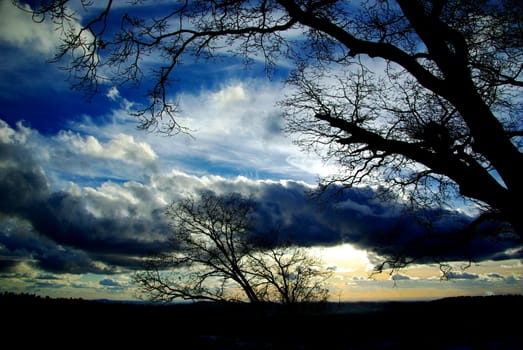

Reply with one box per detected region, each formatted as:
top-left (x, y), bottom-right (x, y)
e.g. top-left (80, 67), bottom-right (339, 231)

top-left (133, 192), bottom-right (331, 303)
top-left (23, 1), bottom-right (522, 243)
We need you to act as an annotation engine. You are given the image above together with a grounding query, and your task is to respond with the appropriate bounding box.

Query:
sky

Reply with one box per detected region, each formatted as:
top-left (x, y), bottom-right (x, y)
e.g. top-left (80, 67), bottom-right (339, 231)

top-left (0, 0), bottom-right (522, 302)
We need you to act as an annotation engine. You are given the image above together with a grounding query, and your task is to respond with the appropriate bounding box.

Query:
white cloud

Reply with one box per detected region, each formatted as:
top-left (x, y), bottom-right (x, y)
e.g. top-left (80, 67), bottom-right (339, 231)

top-left (0, 0), bottom-right (59, 54)
top-left (0, 118), bottom-right (159, 189)
top-left (57, 131), bottom-right (157, 164)
top-left (83, 179), bottom-right (164, 219)
top-left (0, 120), bottom-right (31, 144)
top-left (64, 79), bottom-right (334, 182)
top-left (169, 80), bottom-right (334, 180)
top-left (211, 84), bottom-right (247, 109)
top-left (106, 86), bottom-right (121, 101)
top-left (310, 244), bottom-right (373, 274)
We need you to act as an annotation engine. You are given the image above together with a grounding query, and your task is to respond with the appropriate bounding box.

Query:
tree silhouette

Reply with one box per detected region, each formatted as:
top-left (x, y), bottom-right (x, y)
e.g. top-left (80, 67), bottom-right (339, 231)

top-left (25, 1), bottom-right (522, 254)
top-left (246, 244), bottom-right (331, 303)
top-left (133, 192), bottom-right (331, 303)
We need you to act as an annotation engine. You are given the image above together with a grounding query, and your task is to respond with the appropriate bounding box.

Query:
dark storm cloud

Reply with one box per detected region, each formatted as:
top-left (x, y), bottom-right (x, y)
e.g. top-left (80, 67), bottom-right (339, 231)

top-left (35, 246), bottom-right (115, 274)
top-left (1, 139), bottom-right (521, 276)
top-left (0, 142), bottom-right (171, 274)
top-left (27, 191), bottom-right (169, 255)
top-left (0, 224), bottom-right (115, 274)
top-left (0, 259), bottom-right (19, 273)
top-left (446, 271), bottom-right (479, 280)
top-left (249, 181), bottom-right (522, 263)
top-left (0, 143), bottom-right (49, 212)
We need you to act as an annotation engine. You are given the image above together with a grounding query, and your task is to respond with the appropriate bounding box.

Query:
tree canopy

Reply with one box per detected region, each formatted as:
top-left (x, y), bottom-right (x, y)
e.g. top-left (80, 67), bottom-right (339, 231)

top-left (23, 0), bottom-right (523, 254)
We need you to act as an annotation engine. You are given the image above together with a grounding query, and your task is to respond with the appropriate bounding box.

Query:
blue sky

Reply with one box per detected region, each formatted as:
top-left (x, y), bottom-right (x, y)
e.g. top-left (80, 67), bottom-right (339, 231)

top-left (0, 0), bottom-right (521, 301)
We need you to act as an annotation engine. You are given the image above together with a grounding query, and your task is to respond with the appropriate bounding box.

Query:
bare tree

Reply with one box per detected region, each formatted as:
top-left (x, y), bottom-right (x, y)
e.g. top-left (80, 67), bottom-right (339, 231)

top-left (25, 1), bottom-right (522, 251)
top-left (134, 192), bottom-right (331, 303)
top-left (247, 244), bottom-right (331, 303)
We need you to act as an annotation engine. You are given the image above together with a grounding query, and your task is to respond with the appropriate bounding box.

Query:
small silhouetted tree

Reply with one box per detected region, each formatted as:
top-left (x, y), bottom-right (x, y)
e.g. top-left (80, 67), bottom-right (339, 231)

top-left (134, 192), bottom-right (331, 303)
top-left (247, 244), bottom-right (331, 303)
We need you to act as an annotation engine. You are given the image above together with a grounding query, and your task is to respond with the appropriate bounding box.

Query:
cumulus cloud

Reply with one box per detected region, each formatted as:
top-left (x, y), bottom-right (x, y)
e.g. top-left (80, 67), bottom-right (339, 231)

top-left (57, 131), bottom-right (157, 164)
top-left (0, 119), bottom-right (32, 144)
top-left (0, 132), bottom-right (170, 274)
top-left (0, 220), bottom-right (116, 274)
top-left (0, 119), bottom-right (159, 187)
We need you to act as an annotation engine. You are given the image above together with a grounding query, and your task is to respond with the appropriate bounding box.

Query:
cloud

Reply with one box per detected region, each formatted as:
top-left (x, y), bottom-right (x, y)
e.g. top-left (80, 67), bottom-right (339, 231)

top-left (106, 86), bottom-right (121, 101)
top-left (99, 278), bottom-right (122, 287)
top-left (391, 273), bottom-right (411, 281)
top-left (36, 274), bottom-right (61, 280)
top-left (170, 80), bottom-right (335, 180)
top-left (0, 259), bottom-right (20, 274)
top-left (0, 0), bottom-right (59, 54)
top-left (57, 131), bottom-right (157, 164)
top-left (502, 274), bottom-right (523, 284)
top-left (0, 120), bottom-right (32, 144)
top-left (0, 0), bottom-right (98, 104)
top-left (0, 221), bottom-right (115, 274)
top-left (446, 271), bottom-right (479, 280)
top-left (0, 119), bottom-right (158, 186)
top-left (1, 118), bottom-right (521, 277)
top-left (211, 84), bottom-right (247, 109)
top-left (0, 133), bottom-right (170, 274)
top-left (485, 273), bottom-right (504, 281)
top-left (0, 142), bottom-right (50, 213)
top-left (47, 79), bottom-right (336, 183)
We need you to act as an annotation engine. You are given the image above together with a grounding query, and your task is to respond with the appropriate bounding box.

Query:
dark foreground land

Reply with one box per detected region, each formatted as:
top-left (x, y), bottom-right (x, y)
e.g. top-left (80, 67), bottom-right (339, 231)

top-left (2, 293), bottom-right (522, 349)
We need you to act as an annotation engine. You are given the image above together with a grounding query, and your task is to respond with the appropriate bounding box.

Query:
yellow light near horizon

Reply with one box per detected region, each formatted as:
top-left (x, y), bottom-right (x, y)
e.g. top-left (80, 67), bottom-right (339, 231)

top-left (310, 243), bottom-right (374, 273)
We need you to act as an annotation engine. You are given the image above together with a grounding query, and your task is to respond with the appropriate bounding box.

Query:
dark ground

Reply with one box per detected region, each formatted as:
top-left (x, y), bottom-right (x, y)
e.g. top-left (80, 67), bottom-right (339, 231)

top-left (2, 292), bottom-right (522, 349)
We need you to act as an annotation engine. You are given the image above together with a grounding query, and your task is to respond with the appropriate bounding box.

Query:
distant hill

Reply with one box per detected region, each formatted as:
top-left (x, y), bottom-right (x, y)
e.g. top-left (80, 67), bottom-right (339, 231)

top-left (2, 292), bottom-right (522, 349)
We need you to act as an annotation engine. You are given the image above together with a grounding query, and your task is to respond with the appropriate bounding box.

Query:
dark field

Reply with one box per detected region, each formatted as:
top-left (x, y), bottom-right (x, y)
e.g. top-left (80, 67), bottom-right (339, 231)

top-left (2, 293), bottom-right (522, 349)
